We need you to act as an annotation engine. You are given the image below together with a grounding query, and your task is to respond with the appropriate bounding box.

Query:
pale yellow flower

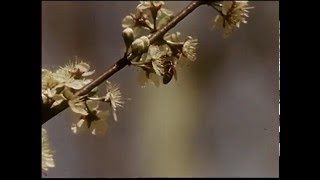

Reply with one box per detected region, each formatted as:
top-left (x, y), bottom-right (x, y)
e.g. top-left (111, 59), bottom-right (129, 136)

top-left (52, 58), bottom-right (94, 84)
top-left (62, 58), bottom-right (95, 78)
top-left (68, 97), bottom-right (89, 116)
top-left (182, 36), bottom-right (198, 61)
top-left (42, 69), bottom-right (59, 90)
top-left (42, 69), bottom-right (64, 105)
top-left (71, 111), bottom-right (109, 136)
top-left (136, 45), bottom-right (166, 87)
top-left (122, 11), bottom-right (152, 39)
top-left (122, 1), bottom-right (173, 38)
top-left (155, 5), bottom-right (173, 29)
top-left (71, 101), bottom-right (109, 135)
top-left (140, 44), bottom-right (171, 62)
top-left (105, 81), bottom-right (125, 121)
top-left (42, 128), bottom-right (55, 173)
top-left (137, 1), bottom-right (164, 11)
top-left (212, 1), bottom-right (254, 37)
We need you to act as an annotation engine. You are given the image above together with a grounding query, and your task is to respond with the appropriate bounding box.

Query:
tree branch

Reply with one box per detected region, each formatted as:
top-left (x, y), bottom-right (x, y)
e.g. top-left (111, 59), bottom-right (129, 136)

top-left (42, 1), bottom-right (207, 125)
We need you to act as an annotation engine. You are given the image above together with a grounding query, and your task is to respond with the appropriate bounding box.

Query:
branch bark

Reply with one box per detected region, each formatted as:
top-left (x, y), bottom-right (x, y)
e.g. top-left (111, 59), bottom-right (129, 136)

top-left (42, 1), bottom-right (207, 124)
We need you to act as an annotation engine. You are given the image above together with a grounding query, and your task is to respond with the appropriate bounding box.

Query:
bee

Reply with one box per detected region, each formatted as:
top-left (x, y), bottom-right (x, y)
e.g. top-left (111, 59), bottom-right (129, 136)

top-left (162, 59), bottom-right (177, 84)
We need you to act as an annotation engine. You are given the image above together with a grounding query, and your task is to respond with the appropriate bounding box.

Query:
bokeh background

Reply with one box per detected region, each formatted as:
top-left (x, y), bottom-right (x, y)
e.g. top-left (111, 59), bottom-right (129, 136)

top-left (42, 1), bottom-right (279, 178)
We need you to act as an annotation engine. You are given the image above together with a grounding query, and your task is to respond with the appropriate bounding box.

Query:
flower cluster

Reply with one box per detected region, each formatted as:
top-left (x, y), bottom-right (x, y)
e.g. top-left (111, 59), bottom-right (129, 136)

top-left (42, 57), bottom-right (94, 108)
top-left (121, 1), bottom-right (199, 87)
top-left (42, 57), bottom-right (126, 136)
top-left (42, 58), bottom-right (126, 174)
top-left (210, 1), bottom-right (254, 37)
top-left (122, 1), bottom-right (174, 38)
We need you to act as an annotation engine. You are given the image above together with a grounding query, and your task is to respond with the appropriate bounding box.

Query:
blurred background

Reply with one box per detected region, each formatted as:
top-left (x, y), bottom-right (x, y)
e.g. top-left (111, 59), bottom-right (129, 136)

top-left (42, 1), bottom-right (279, 178)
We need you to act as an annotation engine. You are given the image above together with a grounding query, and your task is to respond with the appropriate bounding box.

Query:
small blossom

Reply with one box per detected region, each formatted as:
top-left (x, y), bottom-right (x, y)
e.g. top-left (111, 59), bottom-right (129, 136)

top-left (71, 101), bottom-right (109, 135)
top-left (182, 36), bottom-right (198, 61)
top-left (150, 46), bottom-right (171, 76)
top-left (156, 7), bottom-right (174, 29)
top-left (42, 58), bottom-right (94, 109)
top-left (148, 45), bottom-right (162, 60)
top-left (139, 44), bottom-right (171, 63)
top-left (137, 1), bottom-right (173, 20)
top-left (71, 111), bottom-right (109, 135)
top-left (42, 128), bottom-right (55, 174)
top-left (42, 69), bottom-right (59, 90)
top-left (148, 45), bottom-right (176, 83)
top-left (42, 68), bottom-right (65, 105)
top-left (158, 7), bottom-right (173, 17)
top-left (105, 81), bottom-right (124, 109)
top-left (42, 58), bottom-right (95, 110)
top-left (52, 67), bottom-right (72, 84)
top-left (123, 1), bottom-right (174, 38)
top-left (68, 97), bottom-right (88, 116)
top-left (64, 59), bottom-right (95, 78)
top-left (136, 1), bottom-right (152, 11)
top-left (134, 44), bottom-right (173, 87)
top-left (212, 1), bottom-right (254, 37)
top-left (53, 58), bottom-right (94, 84)
top-left (41, 69), bottom-right (61, 104)
top-left (105, 81), bottom-right (125, 122)
top-left (137, 1), bottom-right (164, 11)
top-left (164, 32), bottom-right (181, 42)
top-left (122, 11), bottom-right (153, 38)
top-left (42, 83), bottom-right (64, 100)
top-left (136, 1), bottom-right (173, 29)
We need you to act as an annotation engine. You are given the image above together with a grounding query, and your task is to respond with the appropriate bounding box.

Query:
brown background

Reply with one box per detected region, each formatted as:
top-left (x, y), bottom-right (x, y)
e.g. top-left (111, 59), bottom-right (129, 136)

top-left (42, 1), bottom-right (279, 177)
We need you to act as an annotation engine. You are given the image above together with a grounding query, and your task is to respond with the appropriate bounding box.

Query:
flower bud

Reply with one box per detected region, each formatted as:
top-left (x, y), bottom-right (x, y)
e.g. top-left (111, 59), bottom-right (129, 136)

top-left (122, 28), bottom-right (134, 49)
top-left (122, 15), bottom-right (135, 28)
top-left (130, 36), bottom-right (150, 55)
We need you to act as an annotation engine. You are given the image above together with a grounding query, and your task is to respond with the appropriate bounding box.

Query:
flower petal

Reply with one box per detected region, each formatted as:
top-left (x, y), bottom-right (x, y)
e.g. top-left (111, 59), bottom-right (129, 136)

top-left (122, 15), bottom-right (135, 28)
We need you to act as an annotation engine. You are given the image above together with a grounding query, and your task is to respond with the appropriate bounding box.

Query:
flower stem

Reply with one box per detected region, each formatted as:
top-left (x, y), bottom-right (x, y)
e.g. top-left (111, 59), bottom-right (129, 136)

top-left (42, 1), bottom-right (208, 125)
